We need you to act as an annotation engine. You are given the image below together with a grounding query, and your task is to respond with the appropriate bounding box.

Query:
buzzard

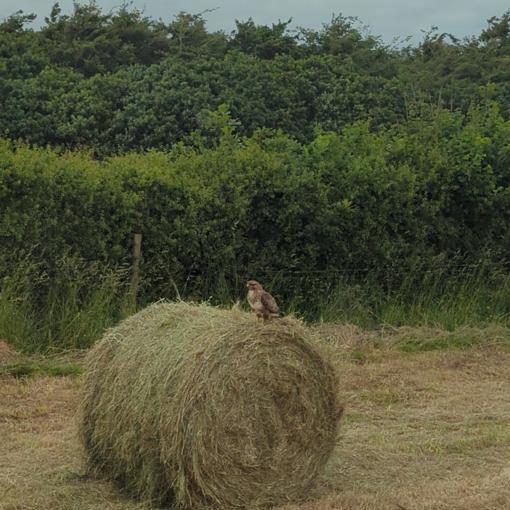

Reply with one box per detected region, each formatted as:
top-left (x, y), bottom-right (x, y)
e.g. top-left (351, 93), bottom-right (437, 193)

top-left (246, 280), bottom-right (280, 321)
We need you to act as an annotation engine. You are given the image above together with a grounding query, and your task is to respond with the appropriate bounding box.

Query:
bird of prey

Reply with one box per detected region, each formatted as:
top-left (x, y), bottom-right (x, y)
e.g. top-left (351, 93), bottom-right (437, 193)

top-left (246, 280), bottom-right (280, 321)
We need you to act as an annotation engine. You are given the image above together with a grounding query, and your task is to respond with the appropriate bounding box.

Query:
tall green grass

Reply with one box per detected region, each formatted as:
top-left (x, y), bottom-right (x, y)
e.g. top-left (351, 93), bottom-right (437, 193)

top-left (180, 258), bottom-right (510, 330)
top-left (0, 256), bottom-right (131, 353)
top-left (1, 254), bottom-right (510, 353)
top-left (316, 263), bottom-right (510, 329)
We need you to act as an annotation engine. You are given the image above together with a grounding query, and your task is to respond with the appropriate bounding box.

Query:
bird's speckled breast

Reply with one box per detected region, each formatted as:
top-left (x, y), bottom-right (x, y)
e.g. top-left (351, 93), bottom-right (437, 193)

top-left (247, 289), bottom-right (264, 311)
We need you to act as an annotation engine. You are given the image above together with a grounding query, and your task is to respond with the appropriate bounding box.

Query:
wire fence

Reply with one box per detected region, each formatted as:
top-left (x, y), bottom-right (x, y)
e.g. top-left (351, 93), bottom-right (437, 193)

top-left (178, 261), bottom-right (495, 282)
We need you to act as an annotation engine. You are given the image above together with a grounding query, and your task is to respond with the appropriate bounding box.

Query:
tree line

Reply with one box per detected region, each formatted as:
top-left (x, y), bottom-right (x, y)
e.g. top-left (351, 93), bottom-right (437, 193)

top-left (0, 3), bottom-right (509, 155)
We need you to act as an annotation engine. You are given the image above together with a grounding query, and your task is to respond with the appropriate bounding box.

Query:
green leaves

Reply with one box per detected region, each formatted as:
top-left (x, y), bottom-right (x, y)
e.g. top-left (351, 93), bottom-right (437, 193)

top-left (1, 3), bottom-right (510, 313)
top-left (2, 4), bottom-right (510, 154)
top-left (1, 101), bottom-right (509, 307)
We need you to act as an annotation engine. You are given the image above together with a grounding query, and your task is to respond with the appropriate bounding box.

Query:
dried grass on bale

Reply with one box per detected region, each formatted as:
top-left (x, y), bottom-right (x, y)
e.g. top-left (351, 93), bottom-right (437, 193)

top-left (80, 301), bottom-right (342, 509)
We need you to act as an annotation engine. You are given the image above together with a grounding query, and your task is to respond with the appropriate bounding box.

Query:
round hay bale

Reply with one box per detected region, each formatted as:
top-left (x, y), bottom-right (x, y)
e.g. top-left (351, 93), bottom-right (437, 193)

top-left (80, 301), bottom-right (342, 509)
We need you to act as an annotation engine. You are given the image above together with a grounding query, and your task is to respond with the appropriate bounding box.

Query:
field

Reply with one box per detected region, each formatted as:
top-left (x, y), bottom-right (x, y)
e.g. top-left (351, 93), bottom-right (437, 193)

top-left (2, 4), bottom-right (510, 509)
top-left (1, 326), bottom-right (509, 510)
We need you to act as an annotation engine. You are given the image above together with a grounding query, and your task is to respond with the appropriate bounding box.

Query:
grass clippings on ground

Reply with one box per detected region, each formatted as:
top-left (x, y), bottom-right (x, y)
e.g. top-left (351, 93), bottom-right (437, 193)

top-left (1, 326), bottom-right (510, 510)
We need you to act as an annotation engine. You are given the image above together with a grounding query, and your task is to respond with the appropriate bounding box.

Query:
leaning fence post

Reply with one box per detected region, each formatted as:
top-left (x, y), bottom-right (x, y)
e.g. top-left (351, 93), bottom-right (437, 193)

top-left (130, 232), bottom-right (142, 308)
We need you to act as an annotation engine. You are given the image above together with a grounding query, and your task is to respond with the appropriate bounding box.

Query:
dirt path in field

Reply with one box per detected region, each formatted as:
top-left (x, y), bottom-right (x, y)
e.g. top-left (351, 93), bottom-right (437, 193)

top-left (1, 347), bottom-right (509, 510)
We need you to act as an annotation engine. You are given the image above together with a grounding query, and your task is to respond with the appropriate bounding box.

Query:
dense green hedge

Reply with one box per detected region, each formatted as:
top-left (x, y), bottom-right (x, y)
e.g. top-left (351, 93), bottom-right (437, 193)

top-left (1, 5), bottom-right (510, 155)
top-left (0, 53), bottom-right (407, 155)
top-left (1, 101), bottom-right (509, 308)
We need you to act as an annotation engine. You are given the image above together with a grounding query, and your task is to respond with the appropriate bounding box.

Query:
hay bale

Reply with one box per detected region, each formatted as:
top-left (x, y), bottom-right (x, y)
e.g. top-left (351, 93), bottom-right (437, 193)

top-left (80, 301), bottom-right (341, 509)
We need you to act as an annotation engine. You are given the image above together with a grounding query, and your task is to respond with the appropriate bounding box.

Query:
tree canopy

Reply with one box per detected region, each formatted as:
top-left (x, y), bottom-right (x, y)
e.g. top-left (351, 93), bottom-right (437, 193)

top-left (0, 3), bottom-right (509, 154)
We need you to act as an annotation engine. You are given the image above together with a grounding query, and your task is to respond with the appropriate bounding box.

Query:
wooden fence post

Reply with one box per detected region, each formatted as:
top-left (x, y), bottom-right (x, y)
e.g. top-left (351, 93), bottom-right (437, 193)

top-left (130, 232), bottom-right (142, 308)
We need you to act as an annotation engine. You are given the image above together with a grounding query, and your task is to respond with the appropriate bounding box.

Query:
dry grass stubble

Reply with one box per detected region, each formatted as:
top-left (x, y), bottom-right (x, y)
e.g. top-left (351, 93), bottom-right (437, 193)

top-left (1, 322), bottom-right (510, 509)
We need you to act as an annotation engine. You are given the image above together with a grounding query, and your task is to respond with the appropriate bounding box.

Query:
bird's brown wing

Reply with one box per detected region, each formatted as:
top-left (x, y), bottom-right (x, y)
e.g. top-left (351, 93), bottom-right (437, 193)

top-left (260, 290), bottom-right (279, 314)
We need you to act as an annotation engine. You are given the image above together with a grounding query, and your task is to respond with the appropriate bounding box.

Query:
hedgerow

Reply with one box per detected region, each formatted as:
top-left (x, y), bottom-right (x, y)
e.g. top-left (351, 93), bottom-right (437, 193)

top-left (1, 101), bottom-right (509, 312)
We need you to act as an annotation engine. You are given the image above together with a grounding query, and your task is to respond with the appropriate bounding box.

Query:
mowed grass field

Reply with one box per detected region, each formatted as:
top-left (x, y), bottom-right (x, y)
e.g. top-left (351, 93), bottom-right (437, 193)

top-left (1, 326), bottom-right (510, 510)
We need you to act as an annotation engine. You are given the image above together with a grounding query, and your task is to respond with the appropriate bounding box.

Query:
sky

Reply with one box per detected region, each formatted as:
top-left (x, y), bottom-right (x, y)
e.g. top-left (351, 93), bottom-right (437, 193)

top-left (0, 0), bottom-right (508, 44)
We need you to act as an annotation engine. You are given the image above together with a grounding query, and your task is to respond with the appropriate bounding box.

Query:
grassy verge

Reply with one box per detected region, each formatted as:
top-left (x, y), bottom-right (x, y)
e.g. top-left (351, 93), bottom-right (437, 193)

top-left (0, 256), bottom-right (132, 353)
top-left (315, 263), bottom-right (510, 329)
top-left (0, 360), bottom-right (83, 378)
top-left (1, 255), bottom-right (510, 353)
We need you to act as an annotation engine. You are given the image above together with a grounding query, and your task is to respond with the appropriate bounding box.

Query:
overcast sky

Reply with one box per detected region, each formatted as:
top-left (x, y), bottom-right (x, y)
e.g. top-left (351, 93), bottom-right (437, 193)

top-left (1, 1), bottom-right (508, 44)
